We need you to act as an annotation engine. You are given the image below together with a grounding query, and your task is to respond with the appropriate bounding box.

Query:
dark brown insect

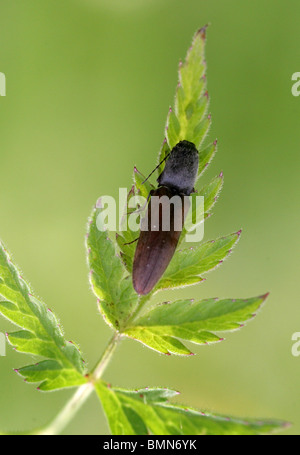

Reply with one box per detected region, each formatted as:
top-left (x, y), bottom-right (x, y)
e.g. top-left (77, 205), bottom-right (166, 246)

top-left (132, 140), bottom-right (199, 295)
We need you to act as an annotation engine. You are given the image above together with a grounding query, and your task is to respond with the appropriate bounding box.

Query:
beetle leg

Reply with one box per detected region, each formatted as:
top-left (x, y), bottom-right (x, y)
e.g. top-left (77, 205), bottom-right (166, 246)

top-left (124, 237), bottom-right (140, 246)
top-left (127, 189), bottom-right (154, 215)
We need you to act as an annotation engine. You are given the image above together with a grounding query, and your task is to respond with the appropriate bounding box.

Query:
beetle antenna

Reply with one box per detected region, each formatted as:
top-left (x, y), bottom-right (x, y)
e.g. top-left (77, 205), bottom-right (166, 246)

top-left (142, 152), bottom-right (170, 184)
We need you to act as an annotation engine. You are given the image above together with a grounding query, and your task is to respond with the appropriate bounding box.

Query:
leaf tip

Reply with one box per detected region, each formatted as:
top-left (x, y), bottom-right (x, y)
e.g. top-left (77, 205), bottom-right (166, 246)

top-left (196, 24), bottom-right (209, 40)
top-left (282, 421), bottom-right (292, 429)
top-left (96, 197), bottom-right (103, 209)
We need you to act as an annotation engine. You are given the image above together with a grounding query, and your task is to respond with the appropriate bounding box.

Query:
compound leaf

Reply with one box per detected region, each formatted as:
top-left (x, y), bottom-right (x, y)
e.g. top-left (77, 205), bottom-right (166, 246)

top-left (166, 27), bottom-right (211, 150)
top-left (156, 231), bottom-right (240, 291)
top-left (123, 294), bottom-right (268, 355)
top-left (87, 202), bottom-right (139, 330)
top-left (0, 241), bottom-right (86, 391)
top-left (96, 382), bottom-right (287, 435)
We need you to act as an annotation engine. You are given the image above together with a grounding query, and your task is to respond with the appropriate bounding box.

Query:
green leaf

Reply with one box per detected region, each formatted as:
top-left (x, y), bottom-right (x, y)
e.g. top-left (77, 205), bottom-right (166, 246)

top-left (116, 188), bottom-right (140, 274)
top-left (116, 232), bottom-right (135, 274)
top-left (0, 241), bottom-right (86, 391)
top-left (116, 174), bottom-right (153, 275)
top-left (96, 382), bottom-right (287, 435)
top-left (133, 167), bottom-right (154, 199)
top-left (166, 27), bottom-right (210, 150)
top-left (157, 139), bottom-right (171, 175)
top-left (197, 140), bottom-right (218, 178)
top-left (166, 108), bottom-right (181, 150)
top-left (124, 294), bottom-right (268, 355)
top-left (199, 172), bottom-right (224, 214)
top-left (87, 202), bottom-right (139, 330)
top-left (179, 172), bottom-right (223, 246)
top-left (156, 231), bottom-right (240, 291)
top-left (115, 184), bottom-right (140, 274)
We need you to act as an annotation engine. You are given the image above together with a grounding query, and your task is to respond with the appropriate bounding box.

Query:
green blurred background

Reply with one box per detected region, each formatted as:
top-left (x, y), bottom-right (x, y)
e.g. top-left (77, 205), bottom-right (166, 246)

top-left (0, 0), bottom-right (299, 435)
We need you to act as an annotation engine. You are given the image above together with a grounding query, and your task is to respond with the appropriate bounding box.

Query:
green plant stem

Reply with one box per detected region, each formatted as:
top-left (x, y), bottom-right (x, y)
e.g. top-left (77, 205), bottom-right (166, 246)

top-left (91, 332), bottom-right (121, 381)
top-left (37, 381), bottom-right (94, 435)
top-left (124, 293), bottom-right (153, 328)
top-left (38, 332), bottom-right (121, 435)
